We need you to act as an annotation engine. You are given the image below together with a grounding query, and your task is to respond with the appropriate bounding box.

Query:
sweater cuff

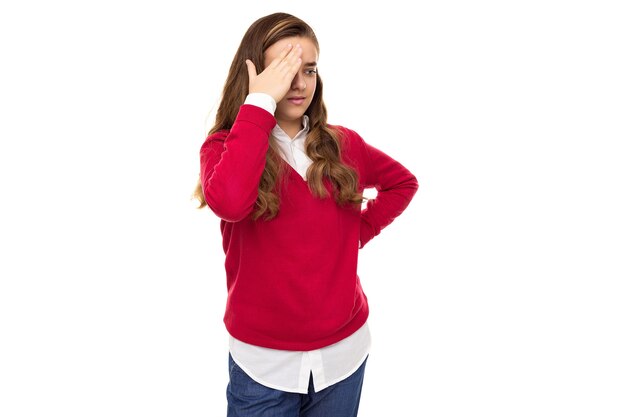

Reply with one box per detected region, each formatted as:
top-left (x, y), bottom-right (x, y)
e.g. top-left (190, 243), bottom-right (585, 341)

top-left (359, 218), bottom-right (377, 249)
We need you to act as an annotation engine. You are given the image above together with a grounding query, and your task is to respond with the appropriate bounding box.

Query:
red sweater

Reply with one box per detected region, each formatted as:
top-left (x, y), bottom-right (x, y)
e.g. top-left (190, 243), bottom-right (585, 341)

top-left (200, 105), bottom-right (418, 350)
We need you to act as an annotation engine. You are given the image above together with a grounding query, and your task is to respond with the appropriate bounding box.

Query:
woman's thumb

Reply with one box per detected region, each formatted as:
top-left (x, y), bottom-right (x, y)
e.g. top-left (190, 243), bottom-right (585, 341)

top-left (245, 59), bottom-right (257, 81)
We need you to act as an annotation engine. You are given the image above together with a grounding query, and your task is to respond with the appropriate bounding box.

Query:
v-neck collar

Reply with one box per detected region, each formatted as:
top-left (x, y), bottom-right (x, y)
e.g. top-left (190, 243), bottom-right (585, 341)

top-left (281, 160), bottom-right (308, 184)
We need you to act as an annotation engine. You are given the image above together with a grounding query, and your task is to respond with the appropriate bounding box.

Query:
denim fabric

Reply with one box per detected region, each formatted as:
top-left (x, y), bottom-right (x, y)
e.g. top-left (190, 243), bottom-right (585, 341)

top-left (226, 353), bottom-right (367, 417)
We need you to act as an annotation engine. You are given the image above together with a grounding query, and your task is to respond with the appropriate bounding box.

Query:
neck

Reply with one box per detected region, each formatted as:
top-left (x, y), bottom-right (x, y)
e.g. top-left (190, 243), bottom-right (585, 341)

top-left (277, 118), bottom-right (303, 139)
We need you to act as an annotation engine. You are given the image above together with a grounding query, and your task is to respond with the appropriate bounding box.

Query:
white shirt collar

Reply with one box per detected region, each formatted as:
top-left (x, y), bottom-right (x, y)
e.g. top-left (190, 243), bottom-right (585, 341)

top-left (272, 115), bottom-right (310, 144)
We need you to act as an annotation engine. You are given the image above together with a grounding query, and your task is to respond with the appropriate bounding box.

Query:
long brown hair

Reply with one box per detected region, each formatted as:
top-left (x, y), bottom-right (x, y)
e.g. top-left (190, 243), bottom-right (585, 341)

top-left (194, 12), bottom-right (363, 220)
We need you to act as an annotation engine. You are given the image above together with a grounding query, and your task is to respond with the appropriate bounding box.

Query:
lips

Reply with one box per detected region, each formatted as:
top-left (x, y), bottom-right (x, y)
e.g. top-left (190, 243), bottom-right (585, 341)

top-left (287, 97), bottom-right (306, 105)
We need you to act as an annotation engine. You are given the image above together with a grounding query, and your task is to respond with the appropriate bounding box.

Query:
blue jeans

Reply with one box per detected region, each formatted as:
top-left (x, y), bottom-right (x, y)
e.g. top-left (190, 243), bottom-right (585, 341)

top-left (226, 353), bottom-right (367, 417)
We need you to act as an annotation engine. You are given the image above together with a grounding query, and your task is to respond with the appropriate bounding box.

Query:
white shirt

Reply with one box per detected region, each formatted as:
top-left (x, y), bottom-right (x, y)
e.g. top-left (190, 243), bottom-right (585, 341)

top-left (226, 94), bottom-right (371, 394)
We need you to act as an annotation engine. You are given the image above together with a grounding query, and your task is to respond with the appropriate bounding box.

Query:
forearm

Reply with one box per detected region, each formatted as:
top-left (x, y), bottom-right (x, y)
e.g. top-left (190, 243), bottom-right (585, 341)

top-left (200, 105), bottom-right (276, 222)
top-left (359, 140), bottom-right (418, 247)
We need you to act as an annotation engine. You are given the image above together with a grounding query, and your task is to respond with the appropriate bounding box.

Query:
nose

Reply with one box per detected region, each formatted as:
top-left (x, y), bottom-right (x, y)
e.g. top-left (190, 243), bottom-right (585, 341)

top-left (291, 72), bottom-right (306, 90)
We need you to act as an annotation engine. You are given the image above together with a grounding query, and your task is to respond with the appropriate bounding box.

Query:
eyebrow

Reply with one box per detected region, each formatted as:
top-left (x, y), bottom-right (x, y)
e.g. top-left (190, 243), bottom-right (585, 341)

top-left (303, 62), bottom-right (318, 67)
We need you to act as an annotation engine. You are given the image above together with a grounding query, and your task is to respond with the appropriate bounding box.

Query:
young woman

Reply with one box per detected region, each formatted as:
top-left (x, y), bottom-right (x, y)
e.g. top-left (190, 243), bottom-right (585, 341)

top-left (194, 12), bottom-right (418, 417)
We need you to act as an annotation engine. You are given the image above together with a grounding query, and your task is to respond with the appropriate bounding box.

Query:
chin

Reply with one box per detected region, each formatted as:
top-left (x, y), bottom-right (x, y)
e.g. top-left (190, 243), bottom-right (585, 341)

top-left (283, 111), bottom-right (306, 121)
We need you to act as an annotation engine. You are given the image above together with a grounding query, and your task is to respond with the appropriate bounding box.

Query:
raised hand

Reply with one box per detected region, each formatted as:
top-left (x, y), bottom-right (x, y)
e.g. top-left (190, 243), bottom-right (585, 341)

top-left (245, 44), bottom-right (303, 104)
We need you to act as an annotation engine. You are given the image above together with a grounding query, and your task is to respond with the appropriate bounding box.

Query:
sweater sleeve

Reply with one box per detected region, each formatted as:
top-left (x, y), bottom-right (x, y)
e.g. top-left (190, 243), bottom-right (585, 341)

top-left (356, 134), bottom-right (419, 248)
top-left (199, 105), bottom-right (276, 222)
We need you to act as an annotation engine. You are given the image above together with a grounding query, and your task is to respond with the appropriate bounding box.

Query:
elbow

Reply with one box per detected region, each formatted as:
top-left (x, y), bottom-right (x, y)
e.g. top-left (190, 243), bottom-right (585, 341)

top-left (398, 173), bottom-right (419, 198)
top-left (214, 206), bottom-right (253, 223)
top-left (203, 189), bottom-right (255, 223)
top-left (411, 175), bottom-right (419, 194)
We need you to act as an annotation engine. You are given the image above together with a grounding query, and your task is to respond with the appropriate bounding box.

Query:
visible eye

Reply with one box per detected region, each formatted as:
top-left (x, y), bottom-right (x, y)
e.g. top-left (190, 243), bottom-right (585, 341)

top-left (304, 68), bottom-right (318, 76)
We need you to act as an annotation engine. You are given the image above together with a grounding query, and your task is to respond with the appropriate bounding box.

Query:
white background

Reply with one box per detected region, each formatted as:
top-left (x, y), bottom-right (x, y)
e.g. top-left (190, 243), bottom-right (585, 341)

top-left (1, 0), bottom-right (625, 416)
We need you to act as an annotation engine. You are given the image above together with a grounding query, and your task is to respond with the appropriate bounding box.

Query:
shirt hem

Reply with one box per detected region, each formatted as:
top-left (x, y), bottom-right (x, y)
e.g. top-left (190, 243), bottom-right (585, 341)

top-left (313, 350), bottom-right (370, 393)
top-left (229, 353), bottom-right (310, 394)
top-left (229, 344), bottom-right (371, 394)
